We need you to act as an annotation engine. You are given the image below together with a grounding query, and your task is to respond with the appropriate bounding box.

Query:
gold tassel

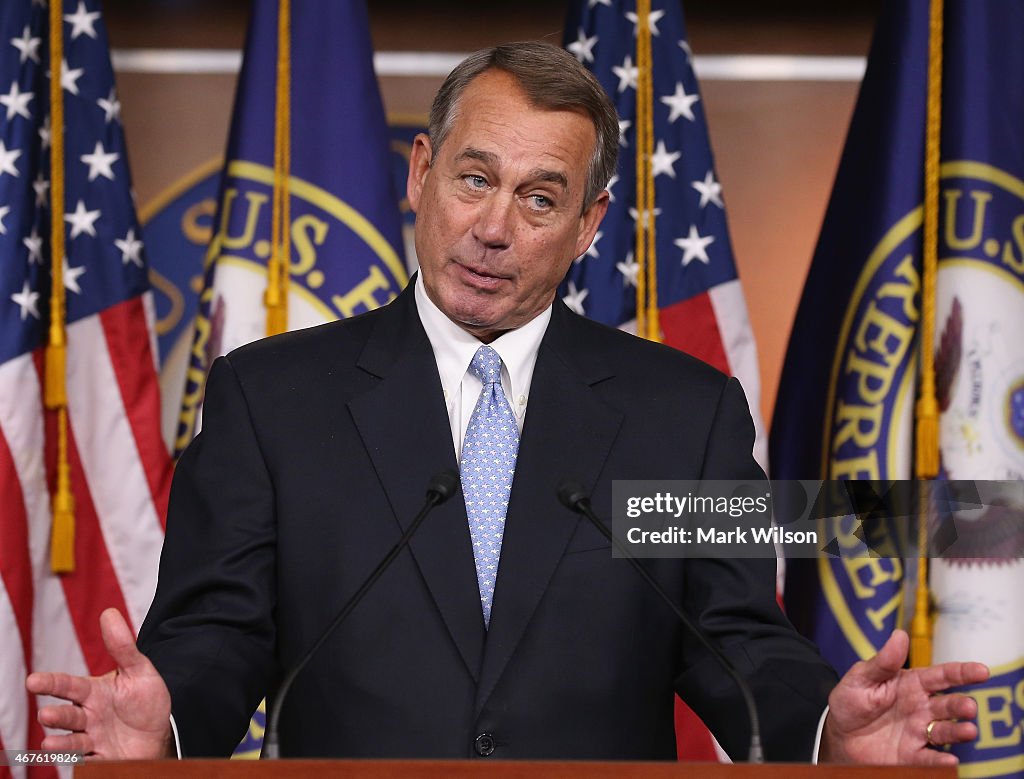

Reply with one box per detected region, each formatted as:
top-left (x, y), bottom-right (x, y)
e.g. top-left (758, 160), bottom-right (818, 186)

top-left (264, 284), bottom-right (287, 336)
top-left (914, 394), bottom-right (940, 478)
top-left (43, 335), bottom-right (66, 407)
top-left (909, 0), bottom-right (945, 665)
top-left (47, 0), bottom-right (74, 573)
top-left (51, 409), bottom-right (77, 573)
top-left (265, 0), bottom-right (291, 336)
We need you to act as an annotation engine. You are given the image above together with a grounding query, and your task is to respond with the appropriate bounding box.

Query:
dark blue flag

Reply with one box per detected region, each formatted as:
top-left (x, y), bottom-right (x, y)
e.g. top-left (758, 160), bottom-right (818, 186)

top-left (773, 3), bottom-right (1024, 775)
top-left (175, 0), bottom-right (407, 454)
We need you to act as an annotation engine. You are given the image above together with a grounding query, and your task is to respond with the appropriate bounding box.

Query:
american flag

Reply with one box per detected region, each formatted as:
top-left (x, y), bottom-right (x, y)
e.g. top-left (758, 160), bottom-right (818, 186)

top-left (0, 2), bottom-right (171, 776)
top-left (561, 0), bottom-right (767, 761)
top-left (560, 0), bottom-right (766, 467)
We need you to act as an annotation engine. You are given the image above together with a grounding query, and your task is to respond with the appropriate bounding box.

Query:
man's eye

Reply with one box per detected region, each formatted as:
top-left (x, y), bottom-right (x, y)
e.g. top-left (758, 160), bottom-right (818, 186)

top-left (464, 175), bottom-right (488, 189)
top-left (528, 194), bottom-right (552, 210)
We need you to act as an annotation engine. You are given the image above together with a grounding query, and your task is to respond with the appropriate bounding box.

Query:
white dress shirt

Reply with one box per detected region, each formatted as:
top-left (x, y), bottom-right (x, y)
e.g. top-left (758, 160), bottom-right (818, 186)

top-left (414, 273), bottom-right (550, 459)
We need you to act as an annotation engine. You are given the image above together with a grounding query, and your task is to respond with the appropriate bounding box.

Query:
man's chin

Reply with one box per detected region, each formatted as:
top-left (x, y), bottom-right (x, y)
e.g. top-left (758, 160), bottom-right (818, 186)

top-left (452, 313), bottom-right (503, 339)
top-left (435, 303), bottom-right (507, 342)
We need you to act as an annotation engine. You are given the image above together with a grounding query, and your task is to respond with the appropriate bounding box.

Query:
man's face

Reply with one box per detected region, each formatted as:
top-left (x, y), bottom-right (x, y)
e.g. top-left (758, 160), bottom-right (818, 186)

top-left (407, 69), bottom-right (608, 342)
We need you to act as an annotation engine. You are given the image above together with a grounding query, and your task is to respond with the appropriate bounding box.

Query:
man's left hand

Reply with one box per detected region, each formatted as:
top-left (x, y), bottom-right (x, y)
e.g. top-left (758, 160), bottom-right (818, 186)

top-left (820, 629), bottom-right (990, 766)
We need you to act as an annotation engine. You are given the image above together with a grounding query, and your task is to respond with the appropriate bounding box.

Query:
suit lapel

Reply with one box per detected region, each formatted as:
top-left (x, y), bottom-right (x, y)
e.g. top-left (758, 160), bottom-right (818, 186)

top-left (347, 287), bottom-right (486, 682)
top-left (474, 303), bottom-right (623, 713)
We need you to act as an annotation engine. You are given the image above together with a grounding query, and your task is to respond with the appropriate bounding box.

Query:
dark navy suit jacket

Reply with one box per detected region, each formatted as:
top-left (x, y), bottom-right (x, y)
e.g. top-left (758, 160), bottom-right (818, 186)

top-left (139, 282), bottom-right (837, 760)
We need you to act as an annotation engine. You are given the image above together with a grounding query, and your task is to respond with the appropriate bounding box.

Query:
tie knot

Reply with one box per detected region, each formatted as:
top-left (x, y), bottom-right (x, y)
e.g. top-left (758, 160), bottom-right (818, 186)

top-left (469, 345), bottom-right (502, 385)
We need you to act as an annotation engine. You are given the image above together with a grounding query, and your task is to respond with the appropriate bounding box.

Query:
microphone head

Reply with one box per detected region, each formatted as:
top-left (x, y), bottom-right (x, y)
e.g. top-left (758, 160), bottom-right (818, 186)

top-left (556, 481), bottom-right (589, 513)
top-left (427, 470), bottom-right (460, 503)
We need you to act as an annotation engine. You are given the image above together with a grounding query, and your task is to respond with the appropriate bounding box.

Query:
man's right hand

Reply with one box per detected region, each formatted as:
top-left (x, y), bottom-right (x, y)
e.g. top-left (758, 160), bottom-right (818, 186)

top-left (25, 608), bottom-right (174, 759)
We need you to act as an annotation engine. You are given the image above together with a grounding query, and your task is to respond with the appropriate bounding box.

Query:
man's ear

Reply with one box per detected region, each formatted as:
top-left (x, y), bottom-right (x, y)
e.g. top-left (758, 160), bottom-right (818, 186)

top-left (574, 190), bottom-right (610, 259)
top-left (407, 133), bottom-right (433, 214)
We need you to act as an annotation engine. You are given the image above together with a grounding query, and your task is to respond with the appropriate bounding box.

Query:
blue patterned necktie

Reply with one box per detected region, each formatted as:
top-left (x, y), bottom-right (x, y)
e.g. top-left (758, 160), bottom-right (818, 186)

top-left (460, 345), bottom-right (520, 627)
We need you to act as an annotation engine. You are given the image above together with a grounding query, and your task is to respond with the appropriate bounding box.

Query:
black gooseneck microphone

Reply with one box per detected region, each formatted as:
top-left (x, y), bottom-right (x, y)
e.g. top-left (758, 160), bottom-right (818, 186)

top-left (556, 481), bottom-right (765, 764)
top-left (263, 470), bottom-right (460, 759)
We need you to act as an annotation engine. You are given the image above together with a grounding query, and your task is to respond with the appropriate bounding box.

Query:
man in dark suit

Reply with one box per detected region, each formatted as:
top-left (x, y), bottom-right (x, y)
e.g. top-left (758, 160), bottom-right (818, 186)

top-left (28, 41), bottom-right (986, 766)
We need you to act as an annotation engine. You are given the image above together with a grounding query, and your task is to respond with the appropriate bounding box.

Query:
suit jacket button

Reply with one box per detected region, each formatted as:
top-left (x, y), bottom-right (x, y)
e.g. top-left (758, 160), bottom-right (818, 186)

top-left (474, 732), bottom-right (496, 757)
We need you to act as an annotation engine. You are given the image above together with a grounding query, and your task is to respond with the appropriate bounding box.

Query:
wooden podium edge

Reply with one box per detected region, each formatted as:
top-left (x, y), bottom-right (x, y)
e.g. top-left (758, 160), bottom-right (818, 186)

top-left (76, 759), bottom-right (958, 779)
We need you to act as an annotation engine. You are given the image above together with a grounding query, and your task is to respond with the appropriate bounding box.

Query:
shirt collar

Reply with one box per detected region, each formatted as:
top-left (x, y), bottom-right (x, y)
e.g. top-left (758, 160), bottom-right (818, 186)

top-left (414, 273), bottom-right (550, 407)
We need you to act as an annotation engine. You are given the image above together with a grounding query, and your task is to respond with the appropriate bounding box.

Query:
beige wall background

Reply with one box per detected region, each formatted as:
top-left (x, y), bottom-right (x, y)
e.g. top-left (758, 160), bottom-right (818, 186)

top-left (103, 0), bottom-right (879, 430)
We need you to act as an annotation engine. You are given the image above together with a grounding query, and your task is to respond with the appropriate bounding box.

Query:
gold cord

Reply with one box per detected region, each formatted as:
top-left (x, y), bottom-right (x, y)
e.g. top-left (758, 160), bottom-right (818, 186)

top-left (47, 0), bottom-right (75, 573)
top-left (910, 0), bottom-right (944, 668)
top-left (265, 0), bottom-right (291, 336)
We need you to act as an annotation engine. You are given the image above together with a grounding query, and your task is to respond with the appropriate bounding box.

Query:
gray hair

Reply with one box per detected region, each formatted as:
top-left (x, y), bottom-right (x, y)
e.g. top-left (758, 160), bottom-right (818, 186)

top-left (428, 41), bottom-right (619, 211)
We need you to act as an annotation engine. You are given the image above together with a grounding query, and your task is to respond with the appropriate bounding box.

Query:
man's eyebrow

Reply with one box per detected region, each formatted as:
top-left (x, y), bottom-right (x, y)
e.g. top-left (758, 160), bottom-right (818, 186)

top-left (527, 169), bottom-right (569, 191)
top-left (455, 148), bottom-right (500, 167)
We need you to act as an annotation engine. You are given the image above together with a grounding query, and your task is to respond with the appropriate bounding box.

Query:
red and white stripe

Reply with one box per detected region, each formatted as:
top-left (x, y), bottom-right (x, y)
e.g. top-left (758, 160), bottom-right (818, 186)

top-left (0, 293), bottom-right (171, 778)
top-left (659, 280), bottom-right (766, 469)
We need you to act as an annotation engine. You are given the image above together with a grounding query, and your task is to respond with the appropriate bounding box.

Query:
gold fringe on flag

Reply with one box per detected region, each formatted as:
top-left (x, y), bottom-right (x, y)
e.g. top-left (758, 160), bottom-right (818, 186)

top-left (265, 0), bottom-right (291, 336)
top-left (910, 0), bottom-right (945, 669)
top-left (634, 0), bottom-right (659, 343)
top-left (47, 0), bottom-right (75, 574)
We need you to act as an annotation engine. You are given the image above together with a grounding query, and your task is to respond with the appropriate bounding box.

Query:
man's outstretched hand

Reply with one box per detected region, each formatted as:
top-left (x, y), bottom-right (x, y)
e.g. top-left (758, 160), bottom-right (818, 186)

top-left (821, 629), bottom-right (989, 766)
top-left (25, 608), bottom-right (173, 759)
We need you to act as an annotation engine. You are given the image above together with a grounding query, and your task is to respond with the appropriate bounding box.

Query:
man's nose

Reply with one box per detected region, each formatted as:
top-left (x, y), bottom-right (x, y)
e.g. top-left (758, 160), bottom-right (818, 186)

top-left (472, 193), bottom-right (514, 249)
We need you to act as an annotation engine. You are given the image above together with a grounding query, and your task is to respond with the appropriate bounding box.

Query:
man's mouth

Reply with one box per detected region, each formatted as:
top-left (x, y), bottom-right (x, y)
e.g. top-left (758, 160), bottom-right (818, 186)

top-left (455, 262), bottom-right (509, 288)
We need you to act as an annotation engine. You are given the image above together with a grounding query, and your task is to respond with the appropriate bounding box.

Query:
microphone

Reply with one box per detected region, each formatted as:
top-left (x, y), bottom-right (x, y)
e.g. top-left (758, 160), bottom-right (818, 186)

top-left (263, 470), bottom-right (460, 759)
top-left (556, 481), bottom-right (765, 763)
